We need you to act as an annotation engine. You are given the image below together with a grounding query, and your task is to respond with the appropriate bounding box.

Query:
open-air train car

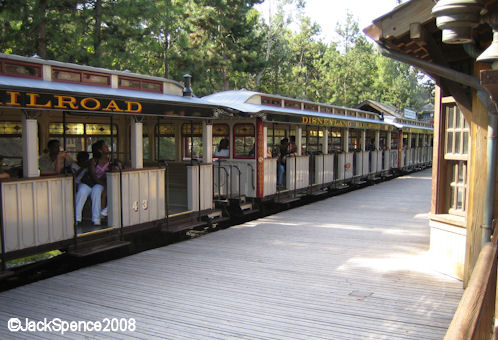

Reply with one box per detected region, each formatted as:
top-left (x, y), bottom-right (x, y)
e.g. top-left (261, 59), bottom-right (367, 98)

top-left (0, 53), bottom-right (433, 268)
top-left (204, 90), bottom-right (433, 204)
top-left (0, 53), bottom-right (223, 263)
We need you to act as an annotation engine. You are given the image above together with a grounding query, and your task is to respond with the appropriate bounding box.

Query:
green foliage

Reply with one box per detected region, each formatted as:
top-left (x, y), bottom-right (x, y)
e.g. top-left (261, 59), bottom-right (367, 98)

top-left (0, 0), bottom-right (433, 111)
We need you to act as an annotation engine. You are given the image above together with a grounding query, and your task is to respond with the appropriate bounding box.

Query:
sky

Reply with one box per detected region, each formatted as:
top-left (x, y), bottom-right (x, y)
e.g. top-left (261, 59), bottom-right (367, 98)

top-left (256, 0), bottom-right (404, 43)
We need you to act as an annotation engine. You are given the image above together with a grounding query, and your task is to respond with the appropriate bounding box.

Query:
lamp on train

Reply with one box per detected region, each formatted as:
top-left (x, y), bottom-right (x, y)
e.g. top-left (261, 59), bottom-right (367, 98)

top-left (431, 0), bottom-right (483, 44)
top-left (183, 74), bottom-right (192, 98)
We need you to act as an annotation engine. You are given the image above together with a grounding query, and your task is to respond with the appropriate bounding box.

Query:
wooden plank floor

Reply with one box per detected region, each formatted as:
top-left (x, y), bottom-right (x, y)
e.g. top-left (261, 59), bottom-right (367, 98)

top-left (0, 169), bottom-right (462, 339)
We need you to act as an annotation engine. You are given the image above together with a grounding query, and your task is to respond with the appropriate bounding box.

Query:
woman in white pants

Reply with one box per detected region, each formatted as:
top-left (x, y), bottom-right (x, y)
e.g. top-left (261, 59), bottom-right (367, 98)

top-left (75, 140), bottom-right (110, 226)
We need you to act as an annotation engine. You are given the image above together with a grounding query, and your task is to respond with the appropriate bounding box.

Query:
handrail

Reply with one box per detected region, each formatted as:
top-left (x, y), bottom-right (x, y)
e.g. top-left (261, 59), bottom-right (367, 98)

top-left (214, 160), bottom-right (229, 198)
top-left (231, 165), bottom-right (241, 199)
top-left (444, 240), bottom-right (498, 340)
top-left (247, 163), bottom-right (255, 191)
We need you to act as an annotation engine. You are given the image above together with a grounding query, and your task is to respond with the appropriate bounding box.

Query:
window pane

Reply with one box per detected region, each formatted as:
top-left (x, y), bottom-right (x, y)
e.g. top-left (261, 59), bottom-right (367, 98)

top-left (119, 78), bottom-right (141, 89)
top-left (0, 122), bottom-right (22, 134)
top-left (455, 132), bottom-right (461, 153)
top-left (455, 111), bottom-right (462, 128)
top-left (158, 123), bottom-right (175, 136)
top-left (5, 63), bottom-right (41, 78)
top-left (446, 132), bottom-right (453, 154)
top-left (458, 162), bottom-right (464, 182)
top-left (463, 132), bottom-right (469, 154)
top-left (53, 69), bottom-right (81, 82)
top-left (450, 185), bottom-right (456, 210)
top-left (448, 107), bottom-right (454, 129)
top-left (142, 81), bottom-right (162, 92)
top-left (184, 136), bottom-right (202, 159)
top-left (235, 136), bottom-right (255, 158)
top-left (86, 123), bottom-right (117, 135)
top-left (457, 188), bottom-right (464, 210)
top-left (83, 73), bottom-right (109, 85)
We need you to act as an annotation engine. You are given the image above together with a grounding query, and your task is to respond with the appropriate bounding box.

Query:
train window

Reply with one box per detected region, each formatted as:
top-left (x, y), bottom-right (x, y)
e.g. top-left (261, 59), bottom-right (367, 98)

top-left (0, 122), bottom-right (23, 167)
top-left (391, 132), bottom-right (399, 149)
top-left (119, 76), bottom-right (162, 93)
top-left (234, 124), bottom-right (255, 159)
top-left (403, 133), bottom-right (409, 148)
top-left (213, 124), bottom-right (229, 158)
top-left (156, 123), bottom-right (176, 161)
top-left (328, 128), bottom-right (342, 153)
top-left (52, 68), bottom-right (111, 86)
top-left (268, 127), bottom-right (286, 155)
top-left (304, 104), bottom-right (318, 112)
top-left (321, 107), bottom-right (333, 114)
top-left (182, 123), bottom-right (203, 160)
top-left (1, 60), bottom-right (42, 79)
top-left (261, 97), bottom-right (282, 107)
top-left (49, 122), bottom-right (118, 158)
top-left (284, 101), bottom-right (301, 110)
top-left (349, 129), bottom-right (359, 152)
top-left (306, 129), bottom-right (322, 153)
top-left (379, 131), bottom-right (387, 150)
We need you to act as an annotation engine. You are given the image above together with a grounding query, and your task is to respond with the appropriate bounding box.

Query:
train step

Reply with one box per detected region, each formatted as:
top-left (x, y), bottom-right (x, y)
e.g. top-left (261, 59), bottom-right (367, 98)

top-left (68, 240), bottom-right (130, 258)
top-left (309, 190), bottom-right (328, 197)
top-left (277, 197), bottom-right (301, 205)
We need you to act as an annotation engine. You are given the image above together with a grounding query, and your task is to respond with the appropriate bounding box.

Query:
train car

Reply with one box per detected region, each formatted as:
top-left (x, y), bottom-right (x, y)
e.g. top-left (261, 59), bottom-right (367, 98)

top-left (0, 53), bottom-right (224, 264)
top-left (203, 90), bottom-right (433, 207)
top-left (0, 53), bottom-right (433, 270)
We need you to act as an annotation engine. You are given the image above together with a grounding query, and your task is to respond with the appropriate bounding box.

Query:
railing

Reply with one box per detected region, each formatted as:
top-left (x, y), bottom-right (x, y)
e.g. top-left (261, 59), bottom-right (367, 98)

top-left (1, 176), bottom-right (75, 263)
top-left (263, 158), bottom-right (277, 196)
top-left (285, 155), bottom-right (309, 191)
top-left (444, 239), bottom-right (497, 340)
top-left (107, 168), bottom-right (166, 228)
top-left (187, 163), bottom-right (213, 211)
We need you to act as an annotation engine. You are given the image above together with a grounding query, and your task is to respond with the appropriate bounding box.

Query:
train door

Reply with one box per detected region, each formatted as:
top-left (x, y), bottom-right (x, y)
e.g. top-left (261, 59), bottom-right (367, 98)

top-left (391, 131), bottom-right (400, 169)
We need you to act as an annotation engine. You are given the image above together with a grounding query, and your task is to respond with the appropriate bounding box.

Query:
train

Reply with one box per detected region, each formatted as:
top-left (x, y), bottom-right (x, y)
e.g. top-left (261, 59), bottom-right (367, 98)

top-left (0, 53), bottom-right (433, 268)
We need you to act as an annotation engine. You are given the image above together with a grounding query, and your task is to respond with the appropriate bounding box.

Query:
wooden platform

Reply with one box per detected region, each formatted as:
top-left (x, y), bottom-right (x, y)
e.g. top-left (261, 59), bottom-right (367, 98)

top-left (0, 169), bottom-right (462, 339)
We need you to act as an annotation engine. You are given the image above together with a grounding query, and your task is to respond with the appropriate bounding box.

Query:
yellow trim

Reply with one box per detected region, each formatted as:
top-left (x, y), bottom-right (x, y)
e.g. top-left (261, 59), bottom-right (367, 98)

top-left (168, 210), bottom-right (193, 218)
top-left (77, 227), bottom-right (115, 238)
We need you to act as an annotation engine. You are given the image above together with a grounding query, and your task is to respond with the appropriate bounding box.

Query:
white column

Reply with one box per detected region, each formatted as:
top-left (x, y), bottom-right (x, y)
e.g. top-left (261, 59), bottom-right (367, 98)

top-left (415, 134), bottom-right (420, 147)
top-left (408, 133), bottom-right (412, 149)
top-left (375, 130), bottom-right (380, 150)
top-left (202, 121), bottom-right (212, 164)
top-left (360, 130), bottom-right (366, 151)
top-left (322, 128), bottom-right (329, 155)
top-left (23, 115), bottom-right (39, 178)
top-left (343, 128), bottom-right (349, 152)
top-left (130, 119), bottom-right (143, 169)
top-left (297, 126), bottom-right (302, 156)
top-left (387, 131), bottom-right (392, 150)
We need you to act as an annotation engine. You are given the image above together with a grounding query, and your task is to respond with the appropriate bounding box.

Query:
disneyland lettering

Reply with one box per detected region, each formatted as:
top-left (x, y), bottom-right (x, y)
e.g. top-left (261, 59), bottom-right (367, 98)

top-left (0, 91), bottom-right (142, 113)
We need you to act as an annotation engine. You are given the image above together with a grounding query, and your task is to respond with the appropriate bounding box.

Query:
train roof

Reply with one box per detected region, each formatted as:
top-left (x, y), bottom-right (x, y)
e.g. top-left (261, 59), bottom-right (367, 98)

top-left (0, 75), bottom-right (216, 109)
top-left (205, 90), bottom-right (429, 131)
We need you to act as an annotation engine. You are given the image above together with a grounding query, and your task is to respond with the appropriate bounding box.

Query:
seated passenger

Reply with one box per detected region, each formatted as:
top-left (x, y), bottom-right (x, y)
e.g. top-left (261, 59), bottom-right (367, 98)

top-left (39, 139), bottom-right (73, 175)
top-left (71, 151), bottom-right (90, 186)
top-left (0, 157), bottom-right (10, 179)
top-left (214, 138), bottom-right (229, 157)
top-left (75, 140), bottom-right (110, 226)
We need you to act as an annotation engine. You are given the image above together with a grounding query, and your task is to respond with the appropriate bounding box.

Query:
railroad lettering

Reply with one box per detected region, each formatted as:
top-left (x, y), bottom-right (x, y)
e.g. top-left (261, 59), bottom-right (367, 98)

top-left (54, 95), bottom-right (78, 109)
top-left (102, 100), bottom-right (124, 112)
top-left (80, 97), bottom-right (101, 111)
top-left (26, 93), bottom-right (52, 108)
top-left (6, 91), bottom-right (21, 106)
top-left (126, 101), bottom-right (142, 113)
